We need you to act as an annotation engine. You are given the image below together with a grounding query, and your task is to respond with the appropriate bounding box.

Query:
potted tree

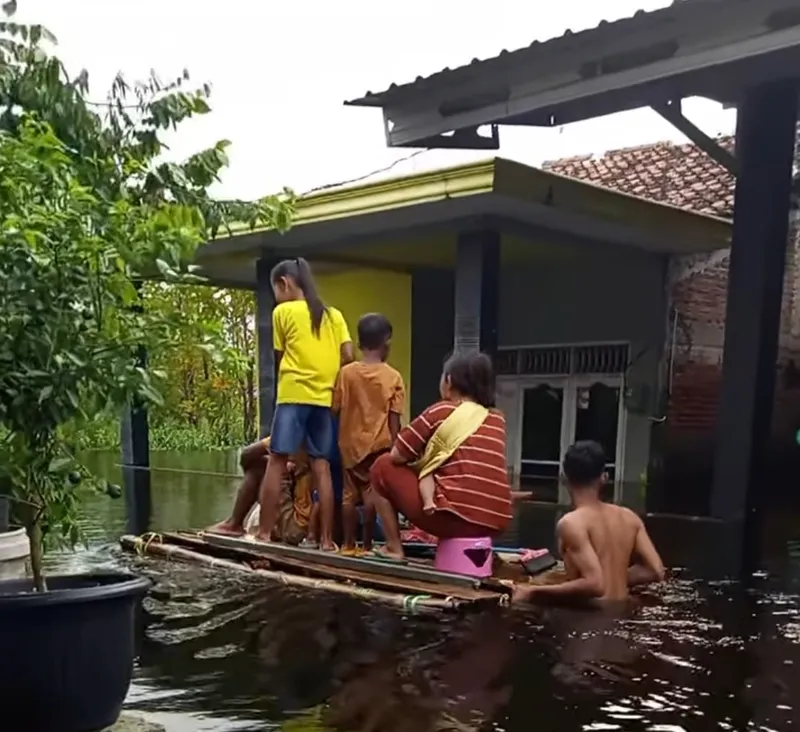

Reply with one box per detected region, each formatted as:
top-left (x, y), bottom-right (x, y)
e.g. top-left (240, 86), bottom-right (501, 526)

top-left (0, 4), bottom-right (293, 731)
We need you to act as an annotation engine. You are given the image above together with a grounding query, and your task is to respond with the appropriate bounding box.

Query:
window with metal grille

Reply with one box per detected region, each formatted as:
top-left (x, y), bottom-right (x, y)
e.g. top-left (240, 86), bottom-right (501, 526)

top-left (495, 343), bottom-right (629, 376)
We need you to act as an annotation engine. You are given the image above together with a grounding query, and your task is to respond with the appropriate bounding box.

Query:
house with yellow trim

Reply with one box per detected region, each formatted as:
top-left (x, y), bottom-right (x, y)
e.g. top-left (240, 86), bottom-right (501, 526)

top-left (197, 157), bottom-right (730, 510)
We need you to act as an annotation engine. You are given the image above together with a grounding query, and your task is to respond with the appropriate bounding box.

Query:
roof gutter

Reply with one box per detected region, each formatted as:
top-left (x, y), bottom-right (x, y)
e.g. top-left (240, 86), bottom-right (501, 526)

top-left (201, 159), bottom-right (497, 256)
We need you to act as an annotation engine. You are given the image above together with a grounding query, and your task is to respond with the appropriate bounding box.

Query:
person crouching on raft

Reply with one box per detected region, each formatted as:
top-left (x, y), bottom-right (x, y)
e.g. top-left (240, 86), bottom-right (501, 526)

top-left (206, 437), bottom-right (315, 545)
top-left (368, 351), bottom-right (513, 559)
top-left (244, 440), bottom-right (315, 544)
top-left (255, 257), bottom-right (353, 551)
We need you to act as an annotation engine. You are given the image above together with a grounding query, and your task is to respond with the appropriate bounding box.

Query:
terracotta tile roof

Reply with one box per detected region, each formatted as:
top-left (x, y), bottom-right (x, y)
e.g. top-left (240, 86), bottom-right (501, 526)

top-left (542, 137), bottom-right (736, 219)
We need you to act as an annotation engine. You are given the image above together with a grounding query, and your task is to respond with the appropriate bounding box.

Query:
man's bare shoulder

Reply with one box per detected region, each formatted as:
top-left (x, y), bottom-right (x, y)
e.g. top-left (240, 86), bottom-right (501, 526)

top-left (562, 504), bottom-right (642, 535)
top-left (608, 504), bottom-right (644, 526)
top-left (556, 510), bottom-right (590, 537)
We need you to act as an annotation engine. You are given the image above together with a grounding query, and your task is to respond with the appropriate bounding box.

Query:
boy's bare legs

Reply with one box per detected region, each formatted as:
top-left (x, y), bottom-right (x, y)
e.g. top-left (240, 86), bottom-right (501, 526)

top-left (341, 501), bottom-right (359, 552)
top-left (311, 457), bottom-right (337, 551)
top-left (369, 490), bottom-right (404, 559)
top-left (255, 452), bottom-right (289, 541)
top-left (304, 503), bottom-right (320, 546)
top-left (362, 500), bottom-right (377, 552)
top-left (340, 471), bottom-right (360, 552)
top-left (420, 475), bottom-right (436, 515)
top-left (206, 442), bottom-right (267, 536)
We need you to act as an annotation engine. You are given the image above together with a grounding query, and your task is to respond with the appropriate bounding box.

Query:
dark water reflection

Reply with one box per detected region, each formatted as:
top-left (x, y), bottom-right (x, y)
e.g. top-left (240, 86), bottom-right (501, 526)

top-left (47, 451), bottom-right (800, 731)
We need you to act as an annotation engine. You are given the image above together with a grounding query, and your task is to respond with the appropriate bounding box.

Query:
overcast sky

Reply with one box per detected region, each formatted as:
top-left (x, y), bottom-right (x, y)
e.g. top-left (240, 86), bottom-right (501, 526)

top-left (20, 0), bottom-right (736, 200)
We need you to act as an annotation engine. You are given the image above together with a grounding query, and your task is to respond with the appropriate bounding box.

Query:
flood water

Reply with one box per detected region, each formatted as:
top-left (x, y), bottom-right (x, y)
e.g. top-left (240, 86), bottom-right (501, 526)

top-left (50, 450), bottom-right (800, 731)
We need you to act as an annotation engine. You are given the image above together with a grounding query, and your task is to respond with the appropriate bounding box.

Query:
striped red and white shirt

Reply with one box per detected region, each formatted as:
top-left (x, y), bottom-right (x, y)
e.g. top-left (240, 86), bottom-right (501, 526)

top-left (395, 400), bottom-right (512, 532)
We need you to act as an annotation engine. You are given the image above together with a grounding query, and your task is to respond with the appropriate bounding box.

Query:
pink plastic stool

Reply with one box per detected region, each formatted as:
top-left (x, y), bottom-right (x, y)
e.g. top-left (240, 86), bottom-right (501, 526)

top-left (435, 536), bottom-right (493, 578)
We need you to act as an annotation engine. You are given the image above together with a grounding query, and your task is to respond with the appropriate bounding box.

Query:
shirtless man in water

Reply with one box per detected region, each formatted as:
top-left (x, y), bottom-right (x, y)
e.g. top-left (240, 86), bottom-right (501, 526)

top-left (513, 440), bottom-right (664, 606)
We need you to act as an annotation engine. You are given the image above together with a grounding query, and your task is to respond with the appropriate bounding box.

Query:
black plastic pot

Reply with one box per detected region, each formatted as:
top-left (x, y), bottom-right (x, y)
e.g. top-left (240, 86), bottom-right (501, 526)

top-left (0, 572), bottom-right (151, 732)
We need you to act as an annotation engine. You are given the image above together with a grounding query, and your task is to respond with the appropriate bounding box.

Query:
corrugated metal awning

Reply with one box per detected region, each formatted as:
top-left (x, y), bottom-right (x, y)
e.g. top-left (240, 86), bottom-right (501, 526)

top-left (345, 0), bottom-right (800, 148)
top-left (347, 1), bottom-right (690, 107)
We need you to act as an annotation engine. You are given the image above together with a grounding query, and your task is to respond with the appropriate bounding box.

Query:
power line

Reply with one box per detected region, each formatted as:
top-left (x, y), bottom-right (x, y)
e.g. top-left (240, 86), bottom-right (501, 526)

top-left (300, 149), bottom-right (429, 196)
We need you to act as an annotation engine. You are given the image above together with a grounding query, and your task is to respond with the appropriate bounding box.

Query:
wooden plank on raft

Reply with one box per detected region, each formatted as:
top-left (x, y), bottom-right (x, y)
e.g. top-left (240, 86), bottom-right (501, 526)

top-left (263, 554), bottom-right (499, 602)
top-left (172, 531), bottom-right (515, 595)
top-left (120, 536), bottom-right (476, 614)
top-left (159, 532), bottom-right (500, 602)
top-left (202, 531), bottom-right (484, 589)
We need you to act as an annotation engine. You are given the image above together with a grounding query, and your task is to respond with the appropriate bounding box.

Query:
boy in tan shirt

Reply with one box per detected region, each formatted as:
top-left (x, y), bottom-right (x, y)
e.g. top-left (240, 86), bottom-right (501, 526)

top-left (333, 313), bottom-right (405, 555)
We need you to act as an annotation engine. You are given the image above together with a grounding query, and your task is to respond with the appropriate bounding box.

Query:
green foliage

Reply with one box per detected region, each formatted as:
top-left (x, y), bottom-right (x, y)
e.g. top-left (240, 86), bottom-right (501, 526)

top-left (64, 284), bottom-right (258, 453)
top-left (0, 6), bottom-right (293, 590)
top-left (144, 284), bottom-right (258, 448)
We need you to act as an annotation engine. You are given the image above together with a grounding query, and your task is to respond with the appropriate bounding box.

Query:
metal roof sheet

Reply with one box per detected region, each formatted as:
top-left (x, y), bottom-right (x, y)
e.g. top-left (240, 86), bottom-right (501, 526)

top-left (346, 0), bottom-right (745, 107)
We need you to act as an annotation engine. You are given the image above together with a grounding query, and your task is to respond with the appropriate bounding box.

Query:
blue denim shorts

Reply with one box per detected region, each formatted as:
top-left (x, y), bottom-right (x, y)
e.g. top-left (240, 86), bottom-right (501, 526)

top-left (270, 404), bottom-right (334, 459)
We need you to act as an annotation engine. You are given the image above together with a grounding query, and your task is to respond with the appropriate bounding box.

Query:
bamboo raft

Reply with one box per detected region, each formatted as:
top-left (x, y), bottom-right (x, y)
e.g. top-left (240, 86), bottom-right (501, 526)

top-left (120, 531), bottom-right (566, 614)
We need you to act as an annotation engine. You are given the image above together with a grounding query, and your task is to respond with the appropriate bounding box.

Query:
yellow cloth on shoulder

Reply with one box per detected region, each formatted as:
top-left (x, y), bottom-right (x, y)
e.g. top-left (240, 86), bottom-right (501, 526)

top-left (413, 401), bottom-right (489, 478)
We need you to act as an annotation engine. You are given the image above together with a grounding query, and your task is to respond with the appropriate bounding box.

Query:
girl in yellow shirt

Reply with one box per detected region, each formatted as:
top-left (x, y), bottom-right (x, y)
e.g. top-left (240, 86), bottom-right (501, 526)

top-left (256, 257), bottom-right (353, 551)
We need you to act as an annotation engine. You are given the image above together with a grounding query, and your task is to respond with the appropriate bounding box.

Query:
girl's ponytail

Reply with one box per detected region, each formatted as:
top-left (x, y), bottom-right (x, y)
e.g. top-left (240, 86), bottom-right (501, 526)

top-left (270, 257), bottom-right (328, 336)
top-left (294, 258), bottom-right (327, 336)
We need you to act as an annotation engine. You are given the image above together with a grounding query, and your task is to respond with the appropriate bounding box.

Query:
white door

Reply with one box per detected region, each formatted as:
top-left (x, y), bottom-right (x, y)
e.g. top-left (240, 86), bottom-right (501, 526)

top-left (516, 378), bottom-right (570, 503)
top-left (500, 374), bottom-right (626, 505)
top-left (560, 375), bottom-right (625, 504)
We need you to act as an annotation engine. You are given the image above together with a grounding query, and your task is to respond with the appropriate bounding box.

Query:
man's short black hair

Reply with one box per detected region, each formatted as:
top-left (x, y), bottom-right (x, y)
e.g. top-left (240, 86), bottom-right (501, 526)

top-left (357, 313), bottom-right (393, 350)
top-left (562, 440), bottom-right (606, 487)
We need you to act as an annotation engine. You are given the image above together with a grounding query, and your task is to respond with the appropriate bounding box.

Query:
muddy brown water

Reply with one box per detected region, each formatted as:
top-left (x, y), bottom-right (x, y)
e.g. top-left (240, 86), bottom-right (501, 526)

top-left (44, 450), bottom-right (800, 731)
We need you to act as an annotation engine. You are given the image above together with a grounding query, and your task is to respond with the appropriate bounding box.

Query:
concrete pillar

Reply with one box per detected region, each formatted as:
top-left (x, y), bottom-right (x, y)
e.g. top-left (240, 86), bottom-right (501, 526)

top-left (711, 82), bottom-right (798, 542)
top-left (256, 257), bottom-right (278, 437)
top-left (410, 268), bottom-right (455, 416)
top-left (121, 344), bottom-right (151, 536)
top-left (453, 230), bottom-right (501, 357)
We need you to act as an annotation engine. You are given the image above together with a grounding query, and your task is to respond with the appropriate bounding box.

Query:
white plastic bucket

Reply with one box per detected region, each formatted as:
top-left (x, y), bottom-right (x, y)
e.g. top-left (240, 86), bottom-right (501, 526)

top-left (0, 528), bottom-right (30, 580)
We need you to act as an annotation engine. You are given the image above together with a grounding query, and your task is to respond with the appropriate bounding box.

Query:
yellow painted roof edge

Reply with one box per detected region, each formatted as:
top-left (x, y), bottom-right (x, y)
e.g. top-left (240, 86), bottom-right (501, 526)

top-left (213, 155), bottom-right (732, 248)
top-left (222, 158), bottom-right (497, 237)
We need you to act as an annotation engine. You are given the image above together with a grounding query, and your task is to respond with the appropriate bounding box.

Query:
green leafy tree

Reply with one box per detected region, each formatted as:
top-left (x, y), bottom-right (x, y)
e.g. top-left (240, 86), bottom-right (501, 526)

top-left (60, 278), bottom-right (258, 452)
top-left (143, 283), bottom-right (257, 449)
top-left (0, 3), bottom-right (293, 590)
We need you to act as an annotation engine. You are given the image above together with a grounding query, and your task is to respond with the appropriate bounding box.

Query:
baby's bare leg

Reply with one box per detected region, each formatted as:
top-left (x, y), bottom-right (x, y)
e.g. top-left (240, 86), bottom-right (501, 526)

top-left (420, 475), bottom-right (436, 515)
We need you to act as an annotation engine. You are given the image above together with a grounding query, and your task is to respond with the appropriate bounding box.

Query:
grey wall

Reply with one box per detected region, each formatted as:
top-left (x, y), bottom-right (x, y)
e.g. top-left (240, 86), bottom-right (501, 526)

top-left (410, 242), bottom-right (669, 509)
top-left (499, 245), bottom-right (668, 508)
top-left (498, 249), bottom-right (665, 349)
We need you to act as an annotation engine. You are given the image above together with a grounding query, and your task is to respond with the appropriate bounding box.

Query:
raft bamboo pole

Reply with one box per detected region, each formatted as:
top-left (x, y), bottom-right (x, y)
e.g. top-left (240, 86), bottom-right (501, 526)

top-left (160, 531), bottom-right (501, 602)
top-left (204, 530), bottom-right (483, 589)
top-left (120, 535), bottom-right (488, 615)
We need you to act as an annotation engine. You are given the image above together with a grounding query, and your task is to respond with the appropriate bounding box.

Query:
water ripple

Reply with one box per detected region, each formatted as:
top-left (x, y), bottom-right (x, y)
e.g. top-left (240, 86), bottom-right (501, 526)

top-left (41, 452), bottom-right (800, 731)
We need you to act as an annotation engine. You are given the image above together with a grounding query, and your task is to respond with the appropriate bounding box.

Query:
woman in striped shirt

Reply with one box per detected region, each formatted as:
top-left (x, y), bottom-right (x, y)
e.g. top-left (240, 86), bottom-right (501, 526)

top-left (369, 351), bottom-right (512, 559)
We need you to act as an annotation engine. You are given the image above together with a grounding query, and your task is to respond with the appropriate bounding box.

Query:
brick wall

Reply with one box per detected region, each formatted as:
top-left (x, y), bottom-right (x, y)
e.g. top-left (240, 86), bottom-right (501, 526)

top-left (656, 225), bottom-right (800, 511)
